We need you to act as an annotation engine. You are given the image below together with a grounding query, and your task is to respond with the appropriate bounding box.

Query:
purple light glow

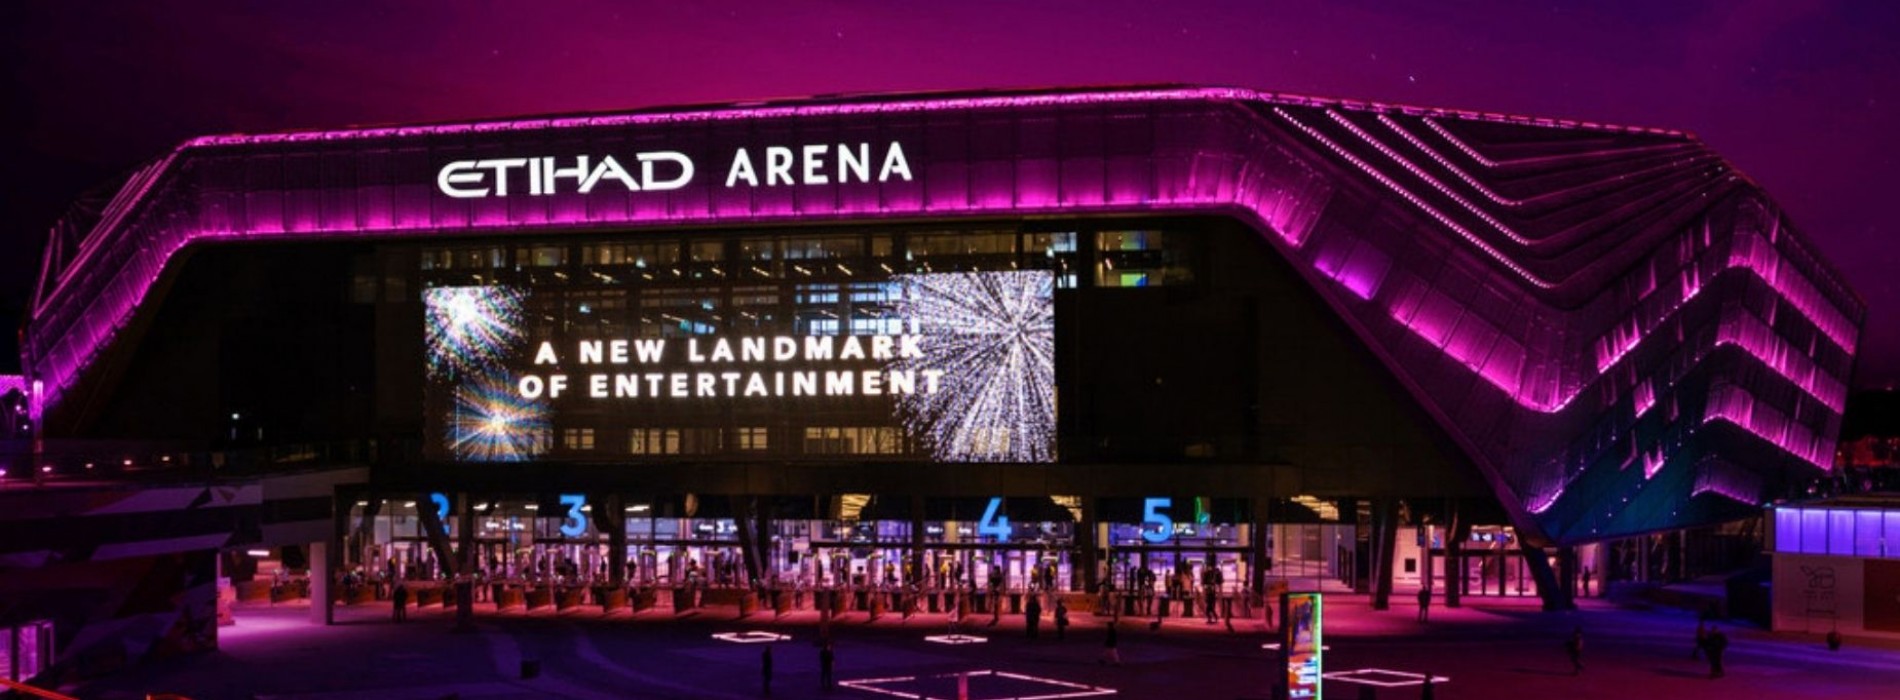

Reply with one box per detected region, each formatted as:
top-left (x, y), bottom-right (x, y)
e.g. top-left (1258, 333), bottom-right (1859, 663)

top-left (28, 88), bottom-right (1346, 416)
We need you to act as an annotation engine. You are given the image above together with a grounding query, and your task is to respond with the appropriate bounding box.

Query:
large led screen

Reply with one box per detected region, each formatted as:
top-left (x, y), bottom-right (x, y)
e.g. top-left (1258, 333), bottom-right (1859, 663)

top-left (422, 270), bottom-right (1055, 464)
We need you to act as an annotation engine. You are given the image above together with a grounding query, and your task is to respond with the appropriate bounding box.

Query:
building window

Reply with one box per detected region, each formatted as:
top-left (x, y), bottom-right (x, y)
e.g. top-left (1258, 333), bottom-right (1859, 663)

top-left (561, 428), bottom-right (594, 451)
top-left (630, 428), bottom-right (682, 455)
top-left (1095, 230), bottom-right (1193, 287)
top-left (803, 426), bottom-right (904, 455)
top-left (516, 245), bottom-right (568, 268)
top-left (738, 427), bottom-right (770, 451)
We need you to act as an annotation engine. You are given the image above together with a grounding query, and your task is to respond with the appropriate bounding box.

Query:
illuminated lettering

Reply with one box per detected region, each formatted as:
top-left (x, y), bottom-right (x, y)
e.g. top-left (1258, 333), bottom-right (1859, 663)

top-left (539, 156), bottom-right (590, 195)
top-left (637, 151), bottom-right (693, 191)
top-left (548, 374), bottom-right (569, 398)
top-left (773, 336), bottom-right (797, 360)
top-left (589, 374), bottom-right (608, 398)
top-left (742, 337), bottom-right (766, 362)
top-left (534, 341), bottom-right (559, 365)
top-left (802, 144), bottom-right (829, 185)
top-left (766, 147), bottom-right (794, 186)
top-left (824, 370), bottom-right (854, 395)
top-left (879, 142), bottom-right (912, 182)
top-left (634, 339), bottom-right (666, 363)
top-left (615, 374), bottom-right (640, 397)
top-left (578, 156), bottom-right (638, 194)
top-left (839, 336), bottom-right (865, 360)
top-left (579, 340), bottom-right (604, 364)
top-left (838, 143), bottom-right (869, 183)
top-left (726, 148), bottom-right (758, 187)
top-left (696, 373), bottom-right (716, 397)
top-left (438, 161), bottom-right (487, 198)
top-left (804, 336), bottom-right (834, 360)
top-left (709, 338), bottom-right (735, 362)
top-left (745, 373), bottom-right (768, 397)
top-left (438, 142), bottom-right (908, 198)
top-left (481, 159), bottom-right (529, 196)
top-left (518, 375), bottom-right (545, 399)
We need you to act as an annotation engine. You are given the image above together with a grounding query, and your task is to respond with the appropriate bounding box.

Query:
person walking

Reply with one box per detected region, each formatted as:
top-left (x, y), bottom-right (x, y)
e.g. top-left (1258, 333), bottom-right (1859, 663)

top-left (1565, 626), bottom-right (1584, 675)
top-left (1099, 620), bottom-right (1122, 666)
top-left (1025, 593), bottom-right (1042, 639)
top-left (392, 581), bottom-right (408, 623)
top-left (1705, 626), bottom-right (1728, 678)
top-left (761, 645), bottom-right (773, 696)
top-left (1055, 598), bottom-right (1070, 641)
top-left (819, 640), bottom-right (835, 691)
top-left (1416, 586), bottom-right (1432, 623)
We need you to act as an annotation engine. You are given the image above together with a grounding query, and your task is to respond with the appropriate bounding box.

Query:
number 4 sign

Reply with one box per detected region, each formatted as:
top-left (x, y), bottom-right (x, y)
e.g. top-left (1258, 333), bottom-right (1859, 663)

top-left (979, 497), bottom-right (1011, 542)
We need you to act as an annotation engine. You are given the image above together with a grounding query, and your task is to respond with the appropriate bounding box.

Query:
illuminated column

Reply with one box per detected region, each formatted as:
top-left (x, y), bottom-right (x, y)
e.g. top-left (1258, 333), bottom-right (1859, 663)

top-left (309, 540), bottom-right (331, 626)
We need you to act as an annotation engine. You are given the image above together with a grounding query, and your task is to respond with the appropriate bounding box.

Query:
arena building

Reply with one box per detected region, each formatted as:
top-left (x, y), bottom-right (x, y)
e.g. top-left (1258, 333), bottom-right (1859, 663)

top-left (0, 86), bottom-right (1862, 682)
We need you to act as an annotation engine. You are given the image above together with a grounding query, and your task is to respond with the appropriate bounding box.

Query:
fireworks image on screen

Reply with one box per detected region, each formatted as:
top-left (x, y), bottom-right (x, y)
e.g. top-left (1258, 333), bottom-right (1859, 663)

top-left (448, 372), bottom-right (550, 462)
top-left (424, 285), bottom-right (526, 379)
top-left (888, 271), bottom-right (1056, 462)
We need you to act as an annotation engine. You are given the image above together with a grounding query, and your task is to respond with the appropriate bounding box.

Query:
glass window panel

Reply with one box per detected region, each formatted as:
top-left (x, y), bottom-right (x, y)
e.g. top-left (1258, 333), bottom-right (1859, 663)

top-left (1799, 509), bottom-right (1827, 555)
top-left (1774, 508), bottom-right (1801, 553)
top-left (1856, 511), bottom-right (1883, 557)
top-left (1887, 512), bottom-right (1900, 559)
top-left (1828, 509), bottom-right (1855, 556)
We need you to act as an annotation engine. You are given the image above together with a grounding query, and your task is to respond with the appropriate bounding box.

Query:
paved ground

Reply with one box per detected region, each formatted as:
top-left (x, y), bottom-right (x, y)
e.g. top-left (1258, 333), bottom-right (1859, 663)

top-left (58, 594), bottom-right (1900, 700)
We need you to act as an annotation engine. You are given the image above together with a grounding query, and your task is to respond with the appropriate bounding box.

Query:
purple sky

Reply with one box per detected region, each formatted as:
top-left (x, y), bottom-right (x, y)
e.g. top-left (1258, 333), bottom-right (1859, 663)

top-left (4, 1), bottom-right (1897, 386)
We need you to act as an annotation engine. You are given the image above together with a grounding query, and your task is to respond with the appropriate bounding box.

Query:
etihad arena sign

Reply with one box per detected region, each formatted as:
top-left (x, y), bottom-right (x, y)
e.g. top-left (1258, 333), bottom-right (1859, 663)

top-left (435, 141), bottom-right (913, 198)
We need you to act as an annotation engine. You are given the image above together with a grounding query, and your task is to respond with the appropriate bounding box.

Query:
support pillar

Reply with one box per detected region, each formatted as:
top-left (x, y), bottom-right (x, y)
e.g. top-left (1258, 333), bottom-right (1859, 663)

top-left (1445, 505), bottom-right (1470, 609)
top-left (910, 495), bottom-right (926, 590)
top-left (418, 493), bottom-right (456, 578)
top-left (1249, 498), bottom-right (1270, 597)
top-left (1519, 543), bottom-right (1568, 611)
top-left (456, 492), bottom-right (475, 630)
top-left (607, 494), bottom-right (628, 587)
top-left (1368, 499), bottom-right (1399, 611)
top-left (309, 540), bottom-right (332, 625)
top-left (1077, 497), bottom-right (1098, 593)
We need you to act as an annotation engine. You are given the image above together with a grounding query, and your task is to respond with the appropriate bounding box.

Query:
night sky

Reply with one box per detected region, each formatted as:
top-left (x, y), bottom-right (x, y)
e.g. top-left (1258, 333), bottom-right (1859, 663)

top-left (3, 1), bottom-right (1898, 386)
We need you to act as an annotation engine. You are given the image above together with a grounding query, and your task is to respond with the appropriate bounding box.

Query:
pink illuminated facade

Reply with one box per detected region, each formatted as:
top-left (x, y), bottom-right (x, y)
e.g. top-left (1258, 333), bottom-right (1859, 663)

top-left (21, 85), bottom-right (1862, 544)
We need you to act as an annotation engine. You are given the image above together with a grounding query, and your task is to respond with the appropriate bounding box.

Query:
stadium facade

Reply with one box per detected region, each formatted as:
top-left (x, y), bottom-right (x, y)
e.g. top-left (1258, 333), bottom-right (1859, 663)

top-left (0, 86), bottom-right (1863, 681)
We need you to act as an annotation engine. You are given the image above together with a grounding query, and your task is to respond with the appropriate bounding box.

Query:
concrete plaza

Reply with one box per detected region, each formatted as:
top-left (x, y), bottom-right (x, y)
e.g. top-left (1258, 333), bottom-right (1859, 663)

top-left (60, 593), bottom-right (1900, 700)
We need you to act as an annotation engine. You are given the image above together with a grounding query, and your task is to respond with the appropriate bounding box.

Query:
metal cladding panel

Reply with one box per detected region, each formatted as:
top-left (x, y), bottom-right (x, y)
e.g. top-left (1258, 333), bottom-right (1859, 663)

top-left (23, 87), bottom-right (1865, 544)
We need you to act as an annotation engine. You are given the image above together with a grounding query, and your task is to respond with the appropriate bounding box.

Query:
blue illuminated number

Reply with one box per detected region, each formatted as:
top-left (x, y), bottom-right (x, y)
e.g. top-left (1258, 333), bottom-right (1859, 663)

top-left (978, 497), bottom-right (1011, 543)
top-left (430, 493), bottom-right (450, 521)
top-left (559, 494), bottom-right (587, 537)
top-left (1142, 497), bottom-right (1174, 544)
